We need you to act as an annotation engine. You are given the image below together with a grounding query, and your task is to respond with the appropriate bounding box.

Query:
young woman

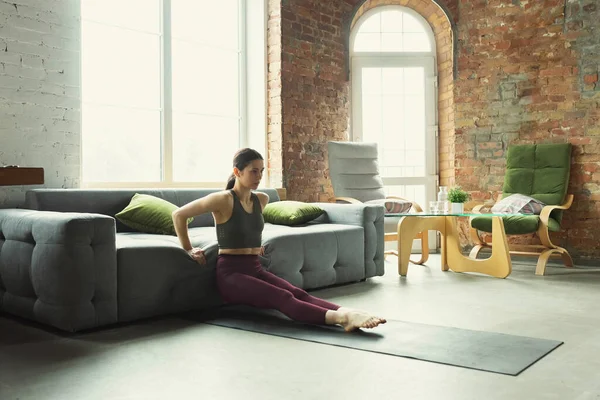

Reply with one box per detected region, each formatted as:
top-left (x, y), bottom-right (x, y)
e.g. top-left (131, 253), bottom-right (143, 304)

top-left (172, 148), bottom-right (386, 331)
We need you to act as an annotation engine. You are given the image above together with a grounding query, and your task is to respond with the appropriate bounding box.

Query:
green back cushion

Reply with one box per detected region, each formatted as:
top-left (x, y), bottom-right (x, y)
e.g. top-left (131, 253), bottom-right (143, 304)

top-left (115, 193), bottom-right (194, 235)
top-left (263, 201), bottom-right (325, 226)
top-left (473, 143), bottom-right (571, 234)
top-left (504, 143), bottom-right (571, 223)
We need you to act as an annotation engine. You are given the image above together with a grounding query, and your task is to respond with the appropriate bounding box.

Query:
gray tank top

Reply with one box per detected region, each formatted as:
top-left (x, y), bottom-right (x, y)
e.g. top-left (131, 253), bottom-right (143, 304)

top-left (216, 190), bottom-right (264, 249)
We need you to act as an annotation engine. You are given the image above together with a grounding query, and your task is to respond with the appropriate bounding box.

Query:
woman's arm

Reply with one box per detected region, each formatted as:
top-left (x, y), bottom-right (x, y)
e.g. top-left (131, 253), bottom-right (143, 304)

top-left (172, 191), bottom-right (228, 252)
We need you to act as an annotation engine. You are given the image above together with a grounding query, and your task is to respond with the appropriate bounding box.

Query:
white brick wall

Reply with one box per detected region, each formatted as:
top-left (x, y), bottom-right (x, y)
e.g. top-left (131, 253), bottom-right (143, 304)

top-left (0, 0), bottom-right (80, 207)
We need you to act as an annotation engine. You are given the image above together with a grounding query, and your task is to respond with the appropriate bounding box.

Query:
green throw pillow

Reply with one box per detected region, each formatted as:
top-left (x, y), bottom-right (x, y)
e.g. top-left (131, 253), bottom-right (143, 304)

top-left (263, 201), bottom-right (324, 226)
top-left (115, 193), bottom-right (193, 235)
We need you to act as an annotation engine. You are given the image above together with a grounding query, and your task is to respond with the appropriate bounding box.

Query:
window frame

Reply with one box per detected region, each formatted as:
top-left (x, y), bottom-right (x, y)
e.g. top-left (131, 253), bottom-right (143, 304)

top-left (349, 5), bottom-right (439, 250)
top-left (80, 0), bottom-right (267, 189)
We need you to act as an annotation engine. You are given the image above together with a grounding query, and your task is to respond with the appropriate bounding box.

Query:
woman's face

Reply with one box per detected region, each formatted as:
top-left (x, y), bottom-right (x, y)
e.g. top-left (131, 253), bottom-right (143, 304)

top-left (237, 159), bottom-right (264, 189)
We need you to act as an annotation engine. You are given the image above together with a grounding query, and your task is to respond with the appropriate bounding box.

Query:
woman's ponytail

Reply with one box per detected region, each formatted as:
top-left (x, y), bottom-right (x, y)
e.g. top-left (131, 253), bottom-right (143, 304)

top-left (225, 173), bottom-right (236, 190)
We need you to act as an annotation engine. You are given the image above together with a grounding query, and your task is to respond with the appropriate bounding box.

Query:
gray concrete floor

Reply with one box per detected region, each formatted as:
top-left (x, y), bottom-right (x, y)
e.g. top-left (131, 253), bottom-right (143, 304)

top-left (1, 255), bottom-right (600, 400)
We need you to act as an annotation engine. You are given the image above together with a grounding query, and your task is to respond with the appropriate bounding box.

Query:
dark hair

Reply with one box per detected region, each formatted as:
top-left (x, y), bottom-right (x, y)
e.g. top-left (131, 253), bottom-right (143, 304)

top-left (225, 148), bottom-right (264, 189)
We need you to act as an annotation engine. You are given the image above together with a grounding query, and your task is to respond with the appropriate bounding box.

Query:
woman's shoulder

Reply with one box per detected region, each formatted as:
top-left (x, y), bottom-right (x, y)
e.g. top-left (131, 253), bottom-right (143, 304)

top-left (204, 190), bottom-right (234, 205)
top-left (253, 191), bottom-right (270, 201)
top-left (253, 191), bottom-right (270, 208)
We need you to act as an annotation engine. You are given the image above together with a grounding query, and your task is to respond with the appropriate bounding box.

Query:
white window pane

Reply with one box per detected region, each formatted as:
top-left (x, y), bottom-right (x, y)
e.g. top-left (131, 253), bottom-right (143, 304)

top-left (405, 150), bottom-right (425, 168)
top-left (403, 13), bottom-right (426, 33)
top-left (361, 68), bottom-right (381, 95)
top-left (382, 95), bottom-right (403, 139)
top-left (353, 33), bottom-right (381, 52)
top-left (381, 166), bottom-right (404, 177)
top-left (381, 33), bottom-right (403, 52)
top-left (381, 10), bottom-right (403, 33)
top-left (81, 0), bottom-right (160, 33)
top-left (82, 105), bottom-right (161, 182)
top-left (361, 95), bottom-right (382, 142)
top-left (404, 96), bottom-right (425, 149)
top-left (357, 13), bottom-right (380, 33)
top-left (382, 68), bottom-right (403, 94)
top-left (404, 68), bottom-right (425, 95)
top-left (172, 39), bottom-right (239, 116)
top-left (172, 112), bottom-right (239, 182)
top-left (82, 23), bottom-right (160, 109)
top-left (172, 0), bottom-right (239, 49)
top-left (403, 33), bottom-right (431, 52)
top-left (382, 150), bottom-right (404, 167)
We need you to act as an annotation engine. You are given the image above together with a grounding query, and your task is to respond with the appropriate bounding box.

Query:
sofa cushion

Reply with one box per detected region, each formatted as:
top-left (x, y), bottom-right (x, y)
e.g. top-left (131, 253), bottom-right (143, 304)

top-left (260, 223), bottom-right (366, 289)
top-left (115, 194), bottom-right (193, 235)
top-left (365, 198), bottom-right (412, 214)
top-left (25, 188), bottom-right (282, 232)
top-left (263, 201), bottom-right (324, 226)
top-left (502, 143), bottom-right (570, 224)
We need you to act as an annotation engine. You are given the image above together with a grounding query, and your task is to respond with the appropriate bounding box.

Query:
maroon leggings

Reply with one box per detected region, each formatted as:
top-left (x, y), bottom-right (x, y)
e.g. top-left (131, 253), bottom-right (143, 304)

top-left (216, 254), bottom-right (340, 325)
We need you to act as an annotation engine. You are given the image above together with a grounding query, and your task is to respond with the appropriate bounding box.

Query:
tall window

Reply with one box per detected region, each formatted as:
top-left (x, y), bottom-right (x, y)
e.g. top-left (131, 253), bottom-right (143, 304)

top-left (351, 6), bottom-right (437, 210)
top-left (81, 0), bottom-right (266, 187)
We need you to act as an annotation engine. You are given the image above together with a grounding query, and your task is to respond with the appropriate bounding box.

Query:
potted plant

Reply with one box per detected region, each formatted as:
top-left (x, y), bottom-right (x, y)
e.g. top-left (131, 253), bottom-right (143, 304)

top-left (447, 186), bottom-right (469, 213)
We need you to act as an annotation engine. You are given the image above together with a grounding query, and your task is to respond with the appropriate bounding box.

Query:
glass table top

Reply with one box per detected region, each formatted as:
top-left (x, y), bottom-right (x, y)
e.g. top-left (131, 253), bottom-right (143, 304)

top-left (386, 211), bottom-right (527, 217)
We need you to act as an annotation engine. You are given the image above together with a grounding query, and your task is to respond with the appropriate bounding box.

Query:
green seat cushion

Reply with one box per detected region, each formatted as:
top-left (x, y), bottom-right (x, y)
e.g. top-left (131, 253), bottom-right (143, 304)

top-left (471, 215), bottom-right (561, 235)
top-left (263, 201), bottom-right (325, 226)
top-left (115, 193), bottom-right (193, 235)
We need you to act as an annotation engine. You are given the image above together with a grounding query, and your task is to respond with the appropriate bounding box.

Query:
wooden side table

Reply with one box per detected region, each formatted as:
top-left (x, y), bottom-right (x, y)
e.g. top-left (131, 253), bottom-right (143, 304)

top-left (395, 213), bottom-right (512, 279)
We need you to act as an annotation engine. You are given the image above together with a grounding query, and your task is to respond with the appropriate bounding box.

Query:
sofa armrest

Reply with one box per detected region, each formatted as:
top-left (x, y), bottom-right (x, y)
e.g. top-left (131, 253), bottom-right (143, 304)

top-left (313, 203), bottom-right (385, 277)
top-left (0, 209), bottom-right (117, 332)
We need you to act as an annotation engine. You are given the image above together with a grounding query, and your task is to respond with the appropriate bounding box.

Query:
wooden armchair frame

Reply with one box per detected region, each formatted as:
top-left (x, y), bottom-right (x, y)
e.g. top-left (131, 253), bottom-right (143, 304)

top-left (469, 194), bottom-right (574, 276)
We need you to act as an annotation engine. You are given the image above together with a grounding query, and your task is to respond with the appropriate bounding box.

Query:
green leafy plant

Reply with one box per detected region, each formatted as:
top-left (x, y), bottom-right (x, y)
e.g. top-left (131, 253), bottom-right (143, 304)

top-left (447, 186), bottom-right (469, 203)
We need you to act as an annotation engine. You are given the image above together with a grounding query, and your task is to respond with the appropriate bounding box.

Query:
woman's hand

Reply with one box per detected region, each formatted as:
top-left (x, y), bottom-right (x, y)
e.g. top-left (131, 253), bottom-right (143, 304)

top-left (259, 245), bottom-right (270, 256)
top-left (187, 247), bottom-right (206, 265)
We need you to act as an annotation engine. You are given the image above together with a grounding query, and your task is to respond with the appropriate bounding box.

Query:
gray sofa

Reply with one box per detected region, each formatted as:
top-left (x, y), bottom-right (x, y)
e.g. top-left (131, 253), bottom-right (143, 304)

top-left (0, 189), bottom-right (385, 332)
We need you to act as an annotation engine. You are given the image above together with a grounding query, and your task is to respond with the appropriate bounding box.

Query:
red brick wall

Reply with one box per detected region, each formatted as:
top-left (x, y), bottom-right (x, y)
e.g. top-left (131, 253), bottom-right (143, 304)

top-left (454, 0), bottom-right (600, 258)
top-left (268, 0), bottom-right (600, 260)
top-left (272, 0), bottom-right (456, 202)
top-left (267, 0), bottom-right (283, 188)
top-left (274, 0), bottom-right (354, 202)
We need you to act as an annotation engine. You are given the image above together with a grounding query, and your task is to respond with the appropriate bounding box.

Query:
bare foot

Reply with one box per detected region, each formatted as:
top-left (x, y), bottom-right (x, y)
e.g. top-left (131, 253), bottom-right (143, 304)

top-left (339, 310), bottom-right (386, 332)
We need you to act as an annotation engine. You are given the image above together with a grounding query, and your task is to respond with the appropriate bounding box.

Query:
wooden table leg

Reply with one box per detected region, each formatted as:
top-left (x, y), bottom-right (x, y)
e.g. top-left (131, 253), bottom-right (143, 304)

top-left (397, 216), bottom-right (445, 276)
top-left (445, 216), bottom-right (512, 278)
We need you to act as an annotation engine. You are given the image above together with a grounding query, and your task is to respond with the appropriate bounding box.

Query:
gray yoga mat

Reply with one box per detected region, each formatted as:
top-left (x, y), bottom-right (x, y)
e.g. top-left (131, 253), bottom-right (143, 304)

top-left (193, 306), bottom-right (563, 376)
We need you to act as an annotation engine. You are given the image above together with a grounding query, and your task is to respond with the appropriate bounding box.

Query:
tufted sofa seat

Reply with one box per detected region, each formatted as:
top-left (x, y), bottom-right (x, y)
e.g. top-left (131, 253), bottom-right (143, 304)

top-left (0, 188), bottom-right (385, 332)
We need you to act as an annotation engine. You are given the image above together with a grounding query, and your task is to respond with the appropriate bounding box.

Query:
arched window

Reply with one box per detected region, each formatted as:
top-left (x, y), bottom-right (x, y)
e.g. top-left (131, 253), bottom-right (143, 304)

top-left (350, 6), bottom-right (437, 214)
top-left (353, 8), bottom-right (432, 53)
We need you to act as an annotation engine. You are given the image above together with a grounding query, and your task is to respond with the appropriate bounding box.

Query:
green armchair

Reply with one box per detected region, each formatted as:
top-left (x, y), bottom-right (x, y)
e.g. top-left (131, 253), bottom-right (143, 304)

top-left (470, 143), bottom-right (573, 276)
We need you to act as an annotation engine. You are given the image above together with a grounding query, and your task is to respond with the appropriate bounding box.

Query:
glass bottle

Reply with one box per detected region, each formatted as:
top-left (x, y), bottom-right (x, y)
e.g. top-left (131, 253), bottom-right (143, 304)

top-left (437, 186), bottom-right (448, 213)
